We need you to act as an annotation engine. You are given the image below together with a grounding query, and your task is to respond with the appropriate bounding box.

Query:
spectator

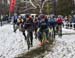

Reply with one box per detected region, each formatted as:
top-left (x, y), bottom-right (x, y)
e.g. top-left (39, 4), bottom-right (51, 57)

top-left (0, 14), bottom-right (3, 26)
top-left (72, 15), bottom-right (75, 30)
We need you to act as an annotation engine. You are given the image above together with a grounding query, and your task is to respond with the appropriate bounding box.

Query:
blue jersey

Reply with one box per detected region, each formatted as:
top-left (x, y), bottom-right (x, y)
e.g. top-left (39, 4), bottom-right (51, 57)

top-left (48, 18), bottom-right (56, 26)
top-left (38, 19), bottom-right (49, 30)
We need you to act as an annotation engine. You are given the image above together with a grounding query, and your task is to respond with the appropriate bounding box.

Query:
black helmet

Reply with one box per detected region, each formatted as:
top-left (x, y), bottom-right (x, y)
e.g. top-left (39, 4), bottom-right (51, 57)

top-left (38, 14), bottom-right (45, 18)
top-left (26, 13), bottom-right (30, 18)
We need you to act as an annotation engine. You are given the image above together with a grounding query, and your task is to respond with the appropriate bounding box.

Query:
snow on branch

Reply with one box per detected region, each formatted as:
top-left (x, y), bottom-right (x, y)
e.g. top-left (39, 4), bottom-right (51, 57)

top-left (29, 0), bottom-right (37, 8)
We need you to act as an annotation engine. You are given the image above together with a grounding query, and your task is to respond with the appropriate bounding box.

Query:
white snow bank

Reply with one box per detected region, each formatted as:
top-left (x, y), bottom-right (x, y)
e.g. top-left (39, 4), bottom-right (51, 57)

top-left (62, 28), bottom-right (75, 33)
top-left (0, 24), bottom-right (39, 58)
top-left (44, 35), bottom-right (75, 58)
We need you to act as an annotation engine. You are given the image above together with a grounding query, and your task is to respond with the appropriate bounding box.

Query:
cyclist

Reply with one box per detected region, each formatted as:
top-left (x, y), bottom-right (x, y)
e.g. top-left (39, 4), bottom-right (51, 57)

top-left (17, 16), bottom-right (24, 31)
top-left (17, 15), bottom-right (27, 40)
top-left (24, 15), bottom-right (34, 47)
top-left (12, 14), bottom-right (18, 32)
top-left (48, 15), bottom-right (57, 38)
top-left (37, 15), bottom-right (49, 46)
top-left (33, 15), bottom-right (39, 39)
top-left (56, 15), bottom-right (63, 36)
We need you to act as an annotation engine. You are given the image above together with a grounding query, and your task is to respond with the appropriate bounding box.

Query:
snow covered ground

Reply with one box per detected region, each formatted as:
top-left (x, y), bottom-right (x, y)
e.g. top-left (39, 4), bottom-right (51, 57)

top-left (0, 24), bottom-right (39, 58)
top-left (0, 24), bottom-right (75, 58)
top-left (44, 32), bottom-right (75, 58)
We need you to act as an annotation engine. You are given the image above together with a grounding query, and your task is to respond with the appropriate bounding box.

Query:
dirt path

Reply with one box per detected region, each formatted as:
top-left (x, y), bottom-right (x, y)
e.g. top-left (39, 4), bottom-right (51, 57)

top-left (15, 40), bottom-right (55, 58)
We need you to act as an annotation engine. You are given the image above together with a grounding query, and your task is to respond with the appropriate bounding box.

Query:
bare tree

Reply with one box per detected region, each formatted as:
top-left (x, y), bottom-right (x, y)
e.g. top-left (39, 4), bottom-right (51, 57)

top-left (16, 0), bottom-right (49, 14)
top-left (31, 0), bottom-right (48, 13)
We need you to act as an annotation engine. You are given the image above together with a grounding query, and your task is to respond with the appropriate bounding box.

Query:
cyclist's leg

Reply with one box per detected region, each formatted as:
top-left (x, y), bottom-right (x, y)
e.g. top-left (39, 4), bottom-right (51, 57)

top-left (21, 24), bottom-right (27, 40)
top-left (58, 24), bottom-right (62, 37)
top-left (38, 31), bottom-right (44, 46)
top-left (53, 26), bottom-right (56, 38)
top-left (56, 24), bottom-right (59, 33)
top-left (58, 24), bottom-right (60, 33)
top-left (60, 24), bottom-right (62, 36)
top-left (55, 23), bottom-right (58, 33)
top-left (22, 31), bottom-right (26, 40)
top-left (13, 23), bottom-right (15, 31)
top-left (34, 28), bottom-right (37, 39)
top-left (30, 31), bottom-right (33, 47)
top-left (14, 24), bottom-right (18, 32)
top-left (45, 29), bottom-right (49, 40)
top-left (13, 23), bottom-right (16, 32)
top-left (38, 31), bottom-right (43, 42)
top-left (74, 23), bottom-right (75, 30)
top-left (26, 31), bottom-right (30, 50)
top-left (45, 29), bottom-right (49, 43)
top-left (70, 22), bottom-right (72, 29)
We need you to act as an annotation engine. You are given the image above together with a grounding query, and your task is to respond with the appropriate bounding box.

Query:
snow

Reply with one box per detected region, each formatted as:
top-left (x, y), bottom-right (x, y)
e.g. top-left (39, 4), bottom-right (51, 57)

top-left (44, 33), bottom-right (75, 58)
top-left (0, 24), bottom-right (75, 58)
top-left (0, 24), bottom-right (39, 58)
top-left (62, 28), bottom-right (75, 34)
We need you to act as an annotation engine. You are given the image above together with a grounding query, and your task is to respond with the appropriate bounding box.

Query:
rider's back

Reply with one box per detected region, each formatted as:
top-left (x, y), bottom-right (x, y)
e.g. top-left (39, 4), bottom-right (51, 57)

top-left (49, 18), bottom-right (56, 26)
top-left (38, 19), bottom-right (49, 31)
top-left (56, 18), bottom-right (63, 24)
top-left (25, 17), bottom-right (33, 30)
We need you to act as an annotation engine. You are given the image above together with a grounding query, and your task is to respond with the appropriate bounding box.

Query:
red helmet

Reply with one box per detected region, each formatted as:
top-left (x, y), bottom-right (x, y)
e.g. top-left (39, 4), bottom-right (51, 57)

top-left (29, 16), bottom-right (32, 19)
top-left (45, 15), bottom-right (47, 19)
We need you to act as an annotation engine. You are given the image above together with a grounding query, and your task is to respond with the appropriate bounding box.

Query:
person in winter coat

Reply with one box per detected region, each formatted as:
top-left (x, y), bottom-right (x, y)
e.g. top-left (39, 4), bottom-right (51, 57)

top-left (12, 15), bottom-right (18, 32)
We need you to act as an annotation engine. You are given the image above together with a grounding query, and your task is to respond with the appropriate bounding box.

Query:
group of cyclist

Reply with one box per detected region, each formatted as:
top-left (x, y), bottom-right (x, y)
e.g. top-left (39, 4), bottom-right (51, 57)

top-left (12, 14), bottom-right (63, 49)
